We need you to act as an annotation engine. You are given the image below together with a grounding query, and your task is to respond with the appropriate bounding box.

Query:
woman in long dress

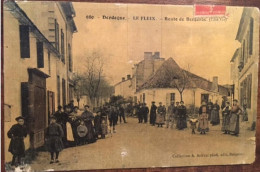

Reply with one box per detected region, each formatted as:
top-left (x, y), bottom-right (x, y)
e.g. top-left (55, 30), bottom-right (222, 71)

top-left (198, 105), bottom-right (209, 134)
top-left (229, 100), bottom-right (241, 136)
top-left (221, 102), bottom-right (231, 134)
top-left (210, 101), bottom-right (220, 125)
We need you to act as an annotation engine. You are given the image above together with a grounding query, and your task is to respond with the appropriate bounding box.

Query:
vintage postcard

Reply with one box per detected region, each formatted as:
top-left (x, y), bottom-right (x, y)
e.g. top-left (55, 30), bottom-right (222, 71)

top-left (2, 1), bottom-right (259, 171)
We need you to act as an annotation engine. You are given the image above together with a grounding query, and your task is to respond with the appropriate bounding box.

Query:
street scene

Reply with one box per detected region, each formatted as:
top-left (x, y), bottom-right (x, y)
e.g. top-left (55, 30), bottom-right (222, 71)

top-left (3, 1), bottom-right (259, 171)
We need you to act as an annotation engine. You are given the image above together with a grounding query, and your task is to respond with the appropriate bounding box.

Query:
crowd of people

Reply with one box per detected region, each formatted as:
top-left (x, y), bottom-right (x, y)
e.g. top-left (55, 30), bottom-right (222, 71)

top-left (130, 98), bottom-right (247, 137)
top-left (7, 98), bottom-right (248, 167)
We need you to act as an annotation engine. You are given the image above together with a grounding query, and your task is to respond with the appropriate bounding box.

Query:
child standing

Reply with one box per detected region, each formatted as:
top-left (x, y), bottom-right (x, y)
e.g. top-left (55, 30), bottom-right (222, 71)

top-left (7, 116), bottom-right (27, 167)
top-left (189, 118), bottom-right (198, 134)
top-left (45, 116), bottom-right (64, 164)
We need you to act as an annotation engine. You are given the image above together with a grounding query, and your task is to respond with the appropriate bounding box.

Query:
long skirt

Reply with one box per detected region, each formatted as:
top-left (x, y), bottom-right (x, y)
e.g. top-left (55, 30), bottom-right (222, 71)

top-left (8, 138), bottom-right (25, 156)
top-left (221, 114), bottom-right (230, 131)
top-left (84, 121), bottom-right (96, 143)
top-left (45, 136), bottom-right (64, 152)
top-left (211, 110), bottom-right (220, 125)
top-left (66, 122), bottom-right (74, 141)
top-left (156, 113), bottom-right (165, 124)
top-left (229, 113), bottom-right (239, 134)
top-left (176, 117), bottom-right (186, 130)
top-left (199, 114), bottom-right (208, 131)
top-left (150, 113), bottom-right (156, 124)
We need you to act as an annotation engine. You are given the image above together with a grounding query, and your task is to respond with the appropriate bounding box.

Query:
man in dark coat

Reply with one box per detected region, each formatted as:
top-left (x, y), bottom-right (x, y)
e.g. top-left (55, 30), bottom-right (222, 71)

top-left (45, 116), bottom-right (64, 164)
top-left (119, 104), bottom-right (127, 123)
top-left (141, 103), bottom-right (149, 123)
top-left (150, 101), bottom-right (157, 126)
top-left (137, 103), bottom-right (142, 123)
top-left (81, 105), bottom-right (96, 143)
top-left (108, 105), bottom-right (117, 133)
top-left (7, 116), bottom-right (27, 166)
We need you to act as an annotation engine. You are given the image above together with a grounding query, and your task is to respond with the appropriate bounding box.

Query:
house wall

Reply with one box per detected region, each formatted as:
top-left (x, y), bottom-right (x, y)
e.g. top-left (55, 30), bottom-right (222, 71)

top-left (135, 88), bottom-right (225, 111)
top-left (3, 2), bottom-right (76, 162)
top-left (114, 79), bottom-right (133, 98)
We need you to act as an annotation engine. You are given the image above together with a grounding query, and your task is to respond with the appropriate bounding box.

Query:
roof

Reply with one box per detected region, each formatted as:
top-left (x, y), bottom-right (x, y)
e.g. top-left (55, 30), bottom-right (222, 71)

top-left (138, 58), bottom-right (229, 95)
top-left (236, 7), bottom-right (253, 42)
top-left (59, 2), bottom-right (77, 33)
top-left (230, 48), bottom-right (241, 62)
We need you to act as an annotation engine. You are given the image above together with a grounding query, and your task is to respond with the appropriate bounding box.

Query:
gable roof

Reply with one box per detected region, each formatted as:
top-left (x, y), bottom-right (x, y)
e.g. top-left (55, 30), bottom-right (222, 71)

top-left (138, 57), bottom-right (229, 95)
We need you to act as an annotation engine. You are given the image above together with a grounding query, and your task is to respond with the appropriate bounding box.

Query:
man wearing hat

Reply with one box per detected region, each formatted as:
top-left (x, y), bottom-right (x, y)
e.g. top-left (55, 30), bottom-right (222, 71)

top-left (141, 103), bottom-right (149, 123)
top-left (150, 101), bottom-right (157, 126)
top-left (7, 116), bottom-right (27, 166)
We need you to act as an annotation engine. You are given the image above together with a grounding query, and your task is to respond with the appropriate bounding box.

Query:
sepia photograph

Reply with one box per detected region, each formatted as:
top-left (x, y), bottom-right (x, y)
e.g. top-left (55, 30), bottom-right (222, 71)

top-left (2, 1), bottom-right (259, 171)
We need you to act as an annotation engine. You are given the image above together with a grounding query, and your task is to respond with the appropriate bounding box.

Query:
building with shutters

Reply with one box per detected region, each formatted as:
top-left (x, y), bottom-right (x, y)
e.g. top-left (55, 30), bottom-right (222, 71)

top-left (114, 52), bottom-right (231, 109)
top-left (3, 1), bottom-right (77, 162)
top-left (230, 7), bottom-right (259, 127)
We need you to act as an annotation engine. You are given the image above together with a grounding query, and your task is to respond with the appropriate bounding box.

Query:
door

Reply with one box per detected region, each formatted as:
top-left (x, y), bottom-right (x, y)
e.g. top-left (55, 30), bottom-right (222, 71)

top-left (47, 91), bottom-right (55, 124)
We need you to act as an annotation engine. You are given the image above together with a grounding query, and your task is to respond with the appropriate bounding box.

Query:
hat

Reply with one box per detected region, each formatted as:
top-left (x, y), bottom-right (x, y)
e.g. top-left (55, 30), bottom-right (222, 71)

top-left (15, 116), bottom-right (25, 121)
top-left (176, 101), bottom-right (179, 103)
top-left (152, 101), bottom-right (155, 103)
top-left (84, 105), bottom-right (90, 108)
top-left (49, 116), bottom-right (56, 120)
top-left (73, 106), bottom-right (79, 109)
top-left (58, 105), bottom-right (63, 110)
top-left (159, 102), bottom-right (162, 104)
top-left (180, 101), bottom-right (184, 103)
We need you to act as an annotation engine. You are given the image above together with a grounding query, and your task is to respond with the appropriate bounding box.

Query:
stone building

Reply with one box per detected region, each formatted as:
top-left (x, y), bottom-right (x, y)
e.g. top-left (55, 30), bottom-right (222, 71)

top-left (230, 7), bottom-right (259, 126)
top-left (3, 1), bottom-right (77, 162)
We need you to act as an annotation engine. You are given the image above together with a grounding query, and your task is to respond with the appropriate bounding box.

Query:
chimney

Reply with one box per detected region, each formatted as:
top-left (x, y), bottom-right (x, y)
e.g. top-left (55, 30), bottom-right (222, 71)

top-left (122, 77), bottom-right (125, 81)
top-left (153, 52), bottom-right (160, 58)
top-left (144, 52), bottom-right (152, 60)
top-left (127, 74), bottom-right (131, 80)
top-left (212, 76), bottom-right (218, 92)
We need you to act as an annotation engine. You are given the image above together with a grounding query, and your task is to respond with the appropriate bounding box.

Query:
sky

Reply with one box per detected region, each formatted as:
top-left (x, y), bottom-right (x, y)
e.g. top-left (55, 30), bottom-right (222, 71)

top-left (72, 3), bottom-right (243, 85)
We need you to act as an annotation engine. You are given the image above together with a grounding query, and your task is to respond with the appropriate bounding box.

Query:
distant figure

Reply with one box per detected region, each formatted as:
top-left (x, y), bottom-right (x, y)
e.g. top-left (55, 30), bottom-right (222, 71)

top-left (68, 106), bottom-right (81, 145)
top-left (94, 109), bottom-right (102, 139)
top-left (108, 105), bottom-right (117, 133)
top-left (198, 101), bottom-right (209, 132)
top-left (207, 100), bottom-right (213, 122)
top-left (166, 102), bottom-right (175, 129)
top-left (81, 105), bottom-right (96, 143)
top-left (176, 101), bottom-right (187, 130)
top-left (241, 104), bottom-right (248, 122)
top-left (137, 103), bottom-right (143, 123)
top-left (229, 100), bottom-right (241, 136)
top-left (150, 101), bottom-right (157, 126)
top-left (198, 104), bottom-right (209, 134)
top-left (210, 101), bottom-right (220, 126)
top-left (174, 102), bottom-right (180, 127)
top-left (68, 100), bottom-right (75, 113)
top-left (156, 102), bottom-right (166, 127)
top-left (7, 116), bottom-right (27, 167)
top-left (189, 117), bottom-right (198, 134)
top-left (221, 101), bottom-right (231, 134)
top-left (119, 104), bottom-right (127, 123)
top-left (140, 103), bottom-right (149, 123)
top-left (45, 116), bottom-right (64, 164)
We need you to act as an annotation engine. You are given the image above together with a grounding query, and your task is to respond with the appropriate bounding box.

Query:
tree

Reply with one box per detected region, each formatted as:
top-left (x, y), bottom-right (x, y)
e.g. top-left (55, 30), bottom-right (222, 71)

top-left (73, 51), bottom-right (113, 107)
top-left (165, 64), bottom-right (192, 102)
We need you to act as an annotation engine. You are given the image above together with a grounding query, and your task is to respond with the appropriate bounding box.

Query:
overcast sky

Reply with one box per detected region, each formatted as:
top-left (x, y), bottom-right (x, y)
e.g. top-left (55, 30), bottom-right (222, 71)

top-left (72, 3), bottom-right (243, 85)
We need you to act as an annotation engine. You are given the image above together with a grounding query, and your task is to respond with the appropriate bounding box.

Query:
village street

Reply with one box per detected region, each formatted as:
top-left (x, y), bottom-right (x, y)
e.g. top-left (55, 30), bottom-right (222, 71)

top-left (28, 117), bottom-right (255, 171)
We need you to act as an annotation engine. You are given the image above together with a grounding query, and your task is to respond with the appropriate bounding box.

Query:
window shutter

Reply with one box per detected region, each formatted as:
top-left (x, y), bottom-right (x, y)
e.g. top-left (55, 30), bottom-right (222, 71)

top-left (37, 42), bottom-right (44, 68)
top-left (19, 25), bottom-right (30, 58)
top-left (249, 18), bottom-right (254, 55)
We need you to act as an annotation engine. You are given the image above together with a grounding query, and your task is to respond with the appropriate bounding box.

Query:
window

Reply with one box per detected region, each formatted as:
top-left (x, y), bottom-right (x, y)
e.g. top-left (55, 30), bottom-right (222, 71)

top-left (37, 42), bottom-right (44, 68)
top-left (240, 74), bottom-right (252, 108)
top-left (19, 25), bottom-right (30, 58)
top-left (61, 29), bottom-right (65, 63)
top-left (201, 94), bottom-right (209, 104)
top-left (62, 79), bottom-right (66, 106)
top-left (48, 52), bottom-right (51, 75)
top-left (170, 93), bottom-right (175, 103)
top-left (249, 17), bottom-right (254, 55)
top-left (54, 19), bottom-right (59, 52)
top-left (68, 44), bottom-right (72, 72)
top-left (57, 76), bottom-right (60, 106)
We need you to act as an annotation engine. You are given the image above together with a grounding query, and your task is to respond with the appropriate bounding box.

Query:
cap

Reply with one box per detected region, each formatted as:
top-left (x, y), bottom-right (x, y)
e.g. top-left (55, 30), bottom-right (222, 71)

top-left (15, 116), bottom-right (25, 121)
